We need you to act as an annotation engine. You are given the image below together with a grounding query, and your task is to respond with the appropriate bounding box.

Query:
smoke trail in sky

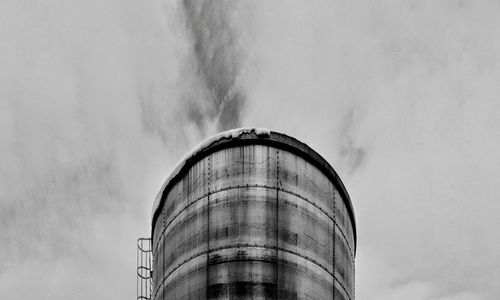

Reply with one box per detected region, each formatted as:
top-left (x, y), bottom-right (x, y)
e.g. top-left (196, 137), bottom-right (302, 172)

top-left (181, 0), bottom-right (247, 131)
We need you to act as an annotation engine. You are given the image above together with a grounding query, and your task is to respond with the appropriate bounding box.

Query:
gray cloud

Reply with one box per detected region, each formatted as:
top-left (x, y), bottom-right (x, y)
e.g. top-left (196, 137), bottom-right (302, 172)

top-left (338, 108), bottom-right (367, 174)
top-left (0, 1), bottom-right (176, 298)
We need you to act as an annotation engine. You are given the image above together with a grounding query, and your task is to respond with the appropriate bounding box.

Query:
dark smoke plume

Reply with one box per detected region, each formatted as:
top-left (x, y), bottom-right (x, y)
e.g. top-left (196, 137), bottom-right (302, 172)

top-left (182, 0), bottom-right (246, 131)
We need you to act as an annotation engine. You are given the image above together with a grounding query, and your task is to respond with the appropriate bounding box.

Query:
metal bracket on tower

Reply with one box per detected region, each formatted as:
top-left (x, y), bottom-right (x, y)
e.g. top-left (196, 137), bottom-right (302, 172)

top-left (137, 238), bottom-right (153, 300)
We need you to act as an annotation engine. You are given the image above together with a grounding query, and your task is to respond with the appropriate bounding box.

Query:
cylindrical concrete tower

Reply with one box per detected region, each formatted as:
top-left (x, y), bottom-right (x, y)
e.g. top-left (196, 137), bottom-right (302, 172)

top-left (151, 128), bottom-right (356, 300)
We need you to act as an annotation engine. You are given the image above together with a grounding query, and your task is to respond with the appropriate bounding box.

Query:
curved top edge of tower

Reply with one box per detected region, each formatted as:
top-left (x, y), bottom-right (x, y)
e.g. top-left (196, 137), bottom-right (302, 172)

top-left (151, 127), bottom-right (357, 252)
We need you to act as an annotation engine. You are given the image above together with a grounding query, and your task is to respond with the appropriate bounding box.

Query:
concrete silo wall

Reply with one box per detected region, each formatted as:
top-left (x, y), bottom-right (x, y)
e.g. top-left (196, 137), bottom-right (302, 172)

top-left (152, 130), bottom-right (356, 299)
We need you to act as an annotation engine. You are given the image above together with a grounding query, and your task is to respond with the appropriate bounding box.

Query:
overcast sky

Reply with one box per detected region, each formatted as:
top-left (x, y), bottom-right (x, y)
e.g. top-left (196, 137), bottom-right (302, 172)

top-left (1, 1), bottom-right (500, 299)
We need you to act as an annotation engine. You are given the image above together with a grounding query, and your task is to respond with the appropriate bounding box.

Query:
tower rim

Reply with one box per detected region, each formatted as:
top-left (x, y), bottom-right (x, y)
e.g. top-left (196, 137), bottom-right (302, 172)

top-left (151, 127), bottom-right (357, 253)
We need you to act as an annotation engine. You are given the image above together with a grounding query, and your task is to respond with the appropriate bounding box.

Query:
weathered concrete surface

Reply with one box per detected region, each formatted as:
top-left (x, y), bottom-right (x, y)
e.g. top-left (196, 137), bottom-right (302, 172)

top-left (152, 134), bottom-right (355, 300)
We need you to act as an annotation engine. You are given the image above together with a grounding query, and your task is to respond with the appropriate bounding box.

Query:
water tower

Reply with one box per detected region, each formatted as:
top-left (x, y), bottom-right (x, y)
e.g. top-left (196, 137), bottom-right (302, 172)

top-left (140, 128), bottom-right (356, 300)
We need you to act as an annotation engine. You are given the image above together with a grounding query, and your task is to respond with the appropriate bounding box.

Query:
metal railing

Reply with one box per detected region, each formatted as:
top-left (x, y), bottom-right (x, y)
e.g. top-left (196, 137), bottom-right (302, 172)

top-left (137, 238), bottom-right (153, 300)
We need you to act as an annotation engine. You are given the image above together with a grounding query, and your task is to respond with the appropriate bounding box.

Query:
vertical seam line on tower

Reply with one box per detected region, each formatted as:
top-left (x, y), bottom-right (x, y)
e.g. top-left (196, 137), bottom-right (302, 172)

top-left (206, 157), bottom-right (211, 299)
top-left (275, 148), bottom-right (280, 298)
top-left (333, 187), bottom-right (336, 300)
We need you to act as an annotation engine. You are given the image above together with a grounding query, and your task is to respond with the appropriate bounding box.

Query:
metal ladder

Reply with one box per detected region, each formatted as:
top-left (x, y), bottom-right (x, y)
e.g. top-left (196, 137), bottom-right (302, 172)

top-left (137, 238), bottom-right (153, 300)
